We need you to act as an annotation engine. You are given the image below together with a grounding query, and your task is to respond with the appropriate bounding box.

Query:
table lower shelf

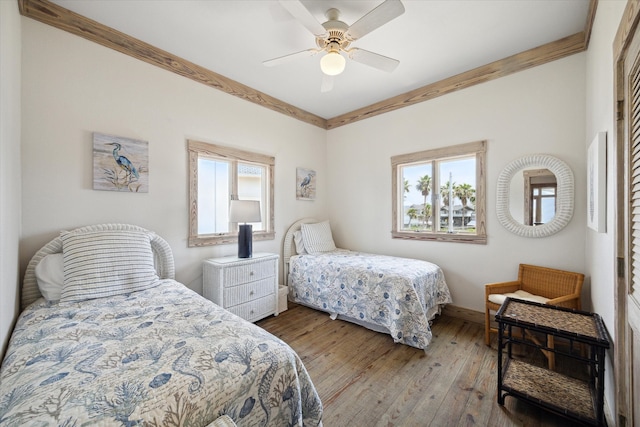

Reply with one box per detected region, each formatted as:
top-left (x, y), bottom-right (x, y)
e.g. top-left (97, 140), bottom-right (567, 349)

top-left (501, 359), bottom-right (596, 424)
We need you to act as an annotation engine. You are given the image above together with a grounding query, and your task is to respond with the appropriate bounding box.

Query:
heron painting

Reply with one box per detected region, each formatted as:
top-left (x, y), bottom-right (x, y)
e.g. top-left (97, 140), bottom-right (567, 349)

top-left (93, 133), bottom-right (149, 192)
top-left (296, 167), bottom-right (316, 200)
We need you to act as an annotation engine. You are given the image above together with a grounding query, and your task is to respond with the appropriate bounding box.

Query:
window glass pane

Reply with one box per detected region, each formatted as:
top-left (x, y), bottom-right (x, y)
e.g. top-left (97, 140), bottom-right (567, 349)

top-left (197, 158), bottom-right (229, 234)
top-left (391, 140), bottom-right (485, 244)
top-left (541, 197), bottom-right (556, 223)
top-left (238, 162), bottom-right (265, 231)
top-left (438, 157), bottom-right (476, 233)
top-left (400, 163), bottom-right (433, 231)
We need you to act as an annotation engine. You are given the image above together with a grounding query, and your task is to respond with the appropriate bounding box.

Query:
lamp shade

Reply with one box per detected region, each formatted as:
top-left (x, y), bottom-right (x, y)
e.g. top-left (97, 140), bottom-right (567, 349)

top-left (320, 51), bottom-right (346, 76)
top-left (229, 200), bottom-right (261, 224)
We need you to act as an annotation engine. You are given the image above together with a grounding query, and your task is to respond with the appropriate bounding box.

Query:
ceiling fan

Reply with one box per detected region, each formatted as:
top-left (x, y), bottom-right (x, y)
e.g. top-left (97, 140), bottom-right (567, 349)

top-left (264, 0), bottom-right (405, 92)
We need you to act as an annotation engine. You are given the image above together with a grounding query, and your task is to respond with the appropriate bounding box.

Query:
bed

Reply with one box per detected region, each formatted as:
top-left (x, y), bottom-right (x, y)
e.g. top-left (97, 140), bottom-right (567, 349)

top-left (283, 219), bottom-right (452, 351)
top-left (0, 223), bottom-right (322, 427)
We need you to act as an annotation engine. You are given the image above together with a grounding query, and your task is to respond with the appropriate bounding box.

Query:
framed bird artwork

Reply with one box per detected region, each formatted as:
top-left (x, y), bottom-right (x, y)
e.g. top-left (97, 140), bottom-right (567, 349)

top-left (93, 133), bottom-right (149, 193)
top-left (296, 167), bottom-right (316, 200)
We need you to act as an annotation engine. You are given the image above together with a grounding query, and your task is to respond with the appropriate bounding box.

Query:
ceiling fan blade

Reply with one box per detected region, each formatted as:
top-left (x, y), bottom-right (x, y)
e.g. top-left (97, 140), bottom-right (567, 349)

top-left (345, 0), bottom-right (405, 41)
top-left (321, 74), bottom-right (334, 93)
top-left (263, 48), bottom-right (320, 67)
top-left (278, 0), bottom-right (328, 37)
top-left (348, 48), bottom-right (399, 73)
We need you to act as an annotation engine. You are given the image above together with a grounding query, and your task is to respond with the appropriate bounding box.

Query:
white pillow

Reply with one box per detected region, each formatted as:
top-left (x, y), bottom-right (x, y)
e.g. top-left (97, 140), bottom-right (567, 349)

top-left (35, 253), bottom-right (64, 301)
top-left (293, 230), bottom-right (307, 255)
top-left (301, 221), bottom-right (336, 254)
top-left (60, 229), bottom-right (160, 303)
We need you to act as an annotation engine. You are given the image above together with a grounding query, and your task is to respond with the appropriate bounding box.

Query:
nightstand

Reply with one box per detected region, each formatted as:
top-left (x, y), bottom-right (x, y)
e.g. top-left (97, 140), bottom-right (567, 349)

top-left (203, 253), bottom-right (279, 322)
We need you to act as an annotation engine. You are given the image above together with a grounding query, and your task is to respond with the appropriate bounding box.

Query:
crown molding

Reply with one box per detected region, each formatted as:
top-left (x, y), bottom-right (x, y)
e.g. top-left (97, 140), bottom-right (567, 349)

top-left (19, 0), bottom-right (596, 130)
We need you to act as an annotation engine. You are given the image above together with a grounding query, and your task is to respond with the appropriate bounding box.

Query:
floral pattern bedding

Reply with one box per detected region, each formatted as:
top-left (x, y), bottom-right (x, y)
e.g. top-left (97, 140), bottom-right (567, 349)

top-left (0, 280), bottom-right (322, 426)
top-left (288, 251), bottom-right (452, 349)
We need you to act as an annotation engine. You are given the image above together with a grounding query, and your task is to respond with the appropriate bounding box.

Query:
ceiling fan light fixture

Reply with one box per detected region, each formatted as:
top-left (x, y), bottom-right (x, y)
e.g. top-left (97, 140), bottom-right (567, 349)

top-left (320, 51), bottom-right (345, 76)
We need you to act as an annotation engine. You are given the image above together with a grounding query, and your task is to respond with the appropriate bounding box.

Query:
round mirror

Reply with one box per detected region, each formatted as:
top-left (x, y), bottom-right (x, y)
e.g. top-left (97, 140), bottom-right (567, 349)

top-left (497, 154), bottom-right (574, 238)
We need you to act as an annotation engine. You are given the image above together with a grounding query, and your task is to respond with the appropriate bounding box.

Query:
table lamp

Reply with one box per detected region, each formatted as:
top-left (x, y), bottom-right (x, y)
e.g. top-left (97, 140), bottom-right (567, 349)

top-left (229, 200), bottom-right (261, 258)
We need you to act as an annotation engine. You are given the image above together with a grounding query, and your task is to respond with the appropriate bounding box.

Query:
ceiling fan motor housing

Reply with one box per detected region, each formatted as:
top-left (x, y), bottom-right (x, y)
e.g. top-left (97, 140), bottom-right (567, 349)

top-left (266, 1), bottom-right (405, 89)
top-left (316, 11), bottom-right (350, 52)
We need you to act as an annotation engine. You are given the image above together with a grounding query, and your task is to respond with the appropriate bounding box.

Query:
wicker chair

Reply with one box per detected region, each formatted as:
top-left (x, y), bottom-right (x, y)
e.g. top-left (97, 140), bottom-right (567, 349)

top-left (484, 264), bottom-right (584, 367)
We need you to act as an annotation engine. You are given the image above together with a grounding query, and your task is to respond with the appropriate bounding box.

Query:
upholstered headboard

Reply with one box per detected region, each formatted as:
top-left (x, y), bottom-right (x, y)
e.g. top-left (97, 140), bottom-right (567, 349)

top-left (21, 223), bottom-right (175, 310)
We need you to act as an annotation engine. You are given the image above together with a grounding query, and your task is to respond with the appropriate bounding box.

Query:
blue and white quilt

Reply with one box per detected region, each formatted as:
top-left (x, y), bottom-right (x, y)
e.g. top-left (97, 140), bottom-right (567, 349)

top-left (0, 280), bottom-right (322, 426)
top-left (288, 251), bottom-right (452, 350)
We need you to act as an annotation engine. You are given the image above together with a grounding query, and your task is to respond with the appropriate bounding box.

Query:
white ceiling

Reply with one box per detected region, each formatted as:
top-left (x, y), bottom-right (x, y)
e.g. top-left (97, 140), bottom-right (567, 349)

top-left (51, 0), bottom-right (591, 120)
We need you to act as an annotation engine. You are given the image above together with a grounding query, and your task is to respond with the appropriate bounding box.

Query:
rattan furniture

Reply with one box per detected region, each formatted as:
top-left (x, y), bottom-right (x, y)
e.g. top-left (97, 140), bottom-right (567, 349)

top-left (485, 264), bottom-right (584, 347)
top-left (203, 253), bottom-right (279, 322)
top-left (496, 298), bottom-right (610, 426)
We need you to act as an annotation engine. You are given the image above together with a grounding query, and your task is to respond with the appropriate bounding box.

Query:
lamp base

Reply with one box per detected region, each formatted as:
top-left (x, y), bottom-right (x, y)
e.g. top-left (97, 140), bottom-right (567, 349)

top-left (238, 224), bottom-right (253, 258)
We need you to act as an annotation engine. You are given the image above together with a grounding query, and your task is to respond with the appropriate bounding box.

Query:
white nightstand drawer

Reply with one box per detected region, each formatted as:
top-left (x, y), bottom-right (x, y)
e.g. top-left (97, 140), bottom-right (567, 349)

top-left (202, 253), bottom-right (279, 322)
top-left (224, 278), bottom-right (275, 307)
top-left (223, 260), bottom-right (276, 287)
top-left (227, 295), bottom-right (276, 322)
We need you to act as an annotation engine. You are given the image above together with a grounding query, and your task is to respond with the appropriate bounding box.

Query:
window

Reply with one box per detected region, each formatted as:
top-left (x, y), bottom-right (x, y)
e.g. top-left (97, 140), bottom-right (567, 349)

top-left (188, 140), bottom-right (274, 247)
top-left (391, 140), bottom-right (486, 244)
top-left (523, 169), bottom-right (556, 226)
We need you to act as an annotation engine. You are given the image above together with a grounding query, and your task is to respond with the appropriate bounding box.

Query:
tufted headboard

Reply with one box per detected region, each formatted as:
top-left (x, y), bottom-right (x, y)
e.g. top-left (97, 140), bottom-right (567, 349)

top-left (21, 223), bottom-right (175, 310)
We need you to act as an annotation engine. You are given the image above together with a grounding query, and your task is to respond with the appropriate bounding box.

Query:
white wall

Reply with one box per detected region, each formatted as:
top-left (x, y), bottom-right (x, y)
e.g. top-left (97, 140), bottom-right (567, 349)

top-left (326, 54), bottom-right (587, 314)
top-left (8, 3), bottom-right (628, 421)
top-left (19, 18), bottom-right (328, 296)
top-left (585, 0), bottom-right (625, 342)
top-left (584, 0), bottom-right (627, 419)
top-left (0, 0), bottom-right (22, 358)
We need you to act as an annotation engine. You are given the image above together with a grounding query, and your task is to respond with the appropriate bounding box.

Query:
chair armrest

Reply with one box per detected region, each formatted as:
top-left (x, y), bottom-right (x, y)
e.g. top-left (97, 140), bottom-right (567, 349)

top-left (485, 281), bottom-right (521, 299)
top-left (546, 293), bottom-right (581, 309)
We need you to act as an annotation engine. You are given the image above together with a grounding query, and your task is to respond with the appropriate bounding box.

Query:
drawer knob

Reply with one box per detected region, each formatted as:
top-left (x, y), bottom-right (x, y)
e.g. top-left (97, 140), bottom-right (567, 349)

top-left (250, 309), bottom-right (255, 314)
top-left (250, 291), bottom-right (255, 296)
top-left (249, 271), bottom-right (254, 276)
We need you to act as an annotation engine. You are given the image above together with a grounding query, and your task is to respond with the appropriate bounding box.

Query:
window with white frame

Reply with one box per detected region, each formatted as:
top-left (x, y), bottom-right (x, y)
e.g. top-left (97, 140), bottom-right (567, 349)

top-left (391, 140), bottom-right (486, 244)
top-left (188, 140), bottom-right (274, 247)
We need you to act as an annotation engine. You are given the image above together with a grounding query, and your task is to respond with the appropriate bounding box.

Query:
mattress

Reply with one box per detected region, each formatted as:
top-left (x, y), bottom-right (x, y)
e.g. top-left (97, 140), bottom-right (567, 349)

top-left (288, 250), bottom-right (452, 349)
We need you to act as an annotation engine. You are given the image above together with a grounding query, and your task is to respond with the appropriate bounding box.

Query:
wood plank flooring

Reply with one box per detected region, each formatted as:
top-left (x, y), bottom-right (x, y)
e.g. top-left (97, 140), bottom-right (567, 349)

top-left (257, 304), bottom-right (588, 427)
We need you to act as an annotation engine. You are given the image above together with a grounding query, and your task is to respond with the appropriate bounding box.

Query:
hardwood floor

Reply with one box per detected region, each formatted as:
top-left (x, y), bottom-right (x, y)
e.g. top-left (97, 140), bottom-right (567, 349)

top-left (257, 304), bottom-right (587, 427)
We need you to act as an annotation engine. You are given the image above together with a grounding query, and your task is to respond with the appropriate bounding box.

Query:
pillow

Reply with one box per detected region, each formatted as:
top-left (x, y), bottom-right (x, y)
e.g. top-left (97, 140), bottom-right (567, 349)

top-left (293, 230), bottom-right (307, 255)
top-left (35, 253), bottom-right (64, 301)
top-left (60, 229), bottom-right (160, 303)
top-left (301, 221), bottom-right (336, 254)
top-left (488, 290), bottom-right (550, 306)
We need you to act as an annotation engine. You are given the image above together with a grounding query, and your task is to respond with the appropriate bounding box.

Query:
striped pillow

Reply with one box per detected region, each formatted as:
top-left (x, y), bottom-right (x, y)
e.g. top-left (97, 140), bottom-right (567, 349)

top-left (60, 229), bottom-right (160, 303)
top-left (301, 221), bottom-right (336, 254)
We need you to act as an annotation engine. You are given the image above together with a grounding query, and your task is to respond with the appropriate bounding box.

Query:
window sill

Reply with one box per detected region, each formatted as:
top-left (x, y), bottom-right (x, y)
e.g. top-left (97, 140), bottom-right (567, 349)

top-left (391, 231), bottom-right (487, 244)
top-left (189, 231), bottom-right (275, 248)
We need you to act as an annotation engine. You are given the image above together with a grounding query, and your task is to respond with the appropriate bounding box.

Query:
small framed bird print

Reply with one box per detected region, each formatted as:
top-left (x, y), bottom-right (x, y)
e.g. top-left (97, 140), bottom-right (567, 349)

top-left (296, 167), bottom-right (316, 200)
top-left (93, 132), bottom-right (149, 193)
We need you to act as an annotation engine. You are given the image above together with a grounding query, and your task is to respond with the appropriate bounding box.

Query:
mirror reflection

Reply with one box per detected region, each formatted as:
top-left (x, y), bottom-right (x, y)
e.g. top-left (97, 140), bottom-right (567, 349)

top-left (496, 154), bottom-right (573, 238)
top-left (509, 168), bottom-right (557, 225)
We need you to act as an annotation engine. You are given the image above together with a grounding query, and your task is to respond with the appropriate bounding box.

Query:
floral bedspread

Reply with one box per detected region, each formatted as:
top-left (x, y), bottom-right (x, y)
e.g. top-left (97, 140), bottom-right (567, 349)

top-left (0, 280), bottom-right (322, 426)
top-left (288, 251), bottom-right (452, 349)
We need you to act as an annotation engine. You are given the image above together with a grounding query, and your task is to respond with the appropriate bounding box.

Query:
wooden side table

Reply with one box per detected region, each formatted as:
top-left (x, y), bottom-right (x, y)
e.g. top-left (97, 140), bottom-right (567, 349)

top-left (203, 253), bottom-right (279, 322)
top-left (496, 298), bottom-right (610, 426)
